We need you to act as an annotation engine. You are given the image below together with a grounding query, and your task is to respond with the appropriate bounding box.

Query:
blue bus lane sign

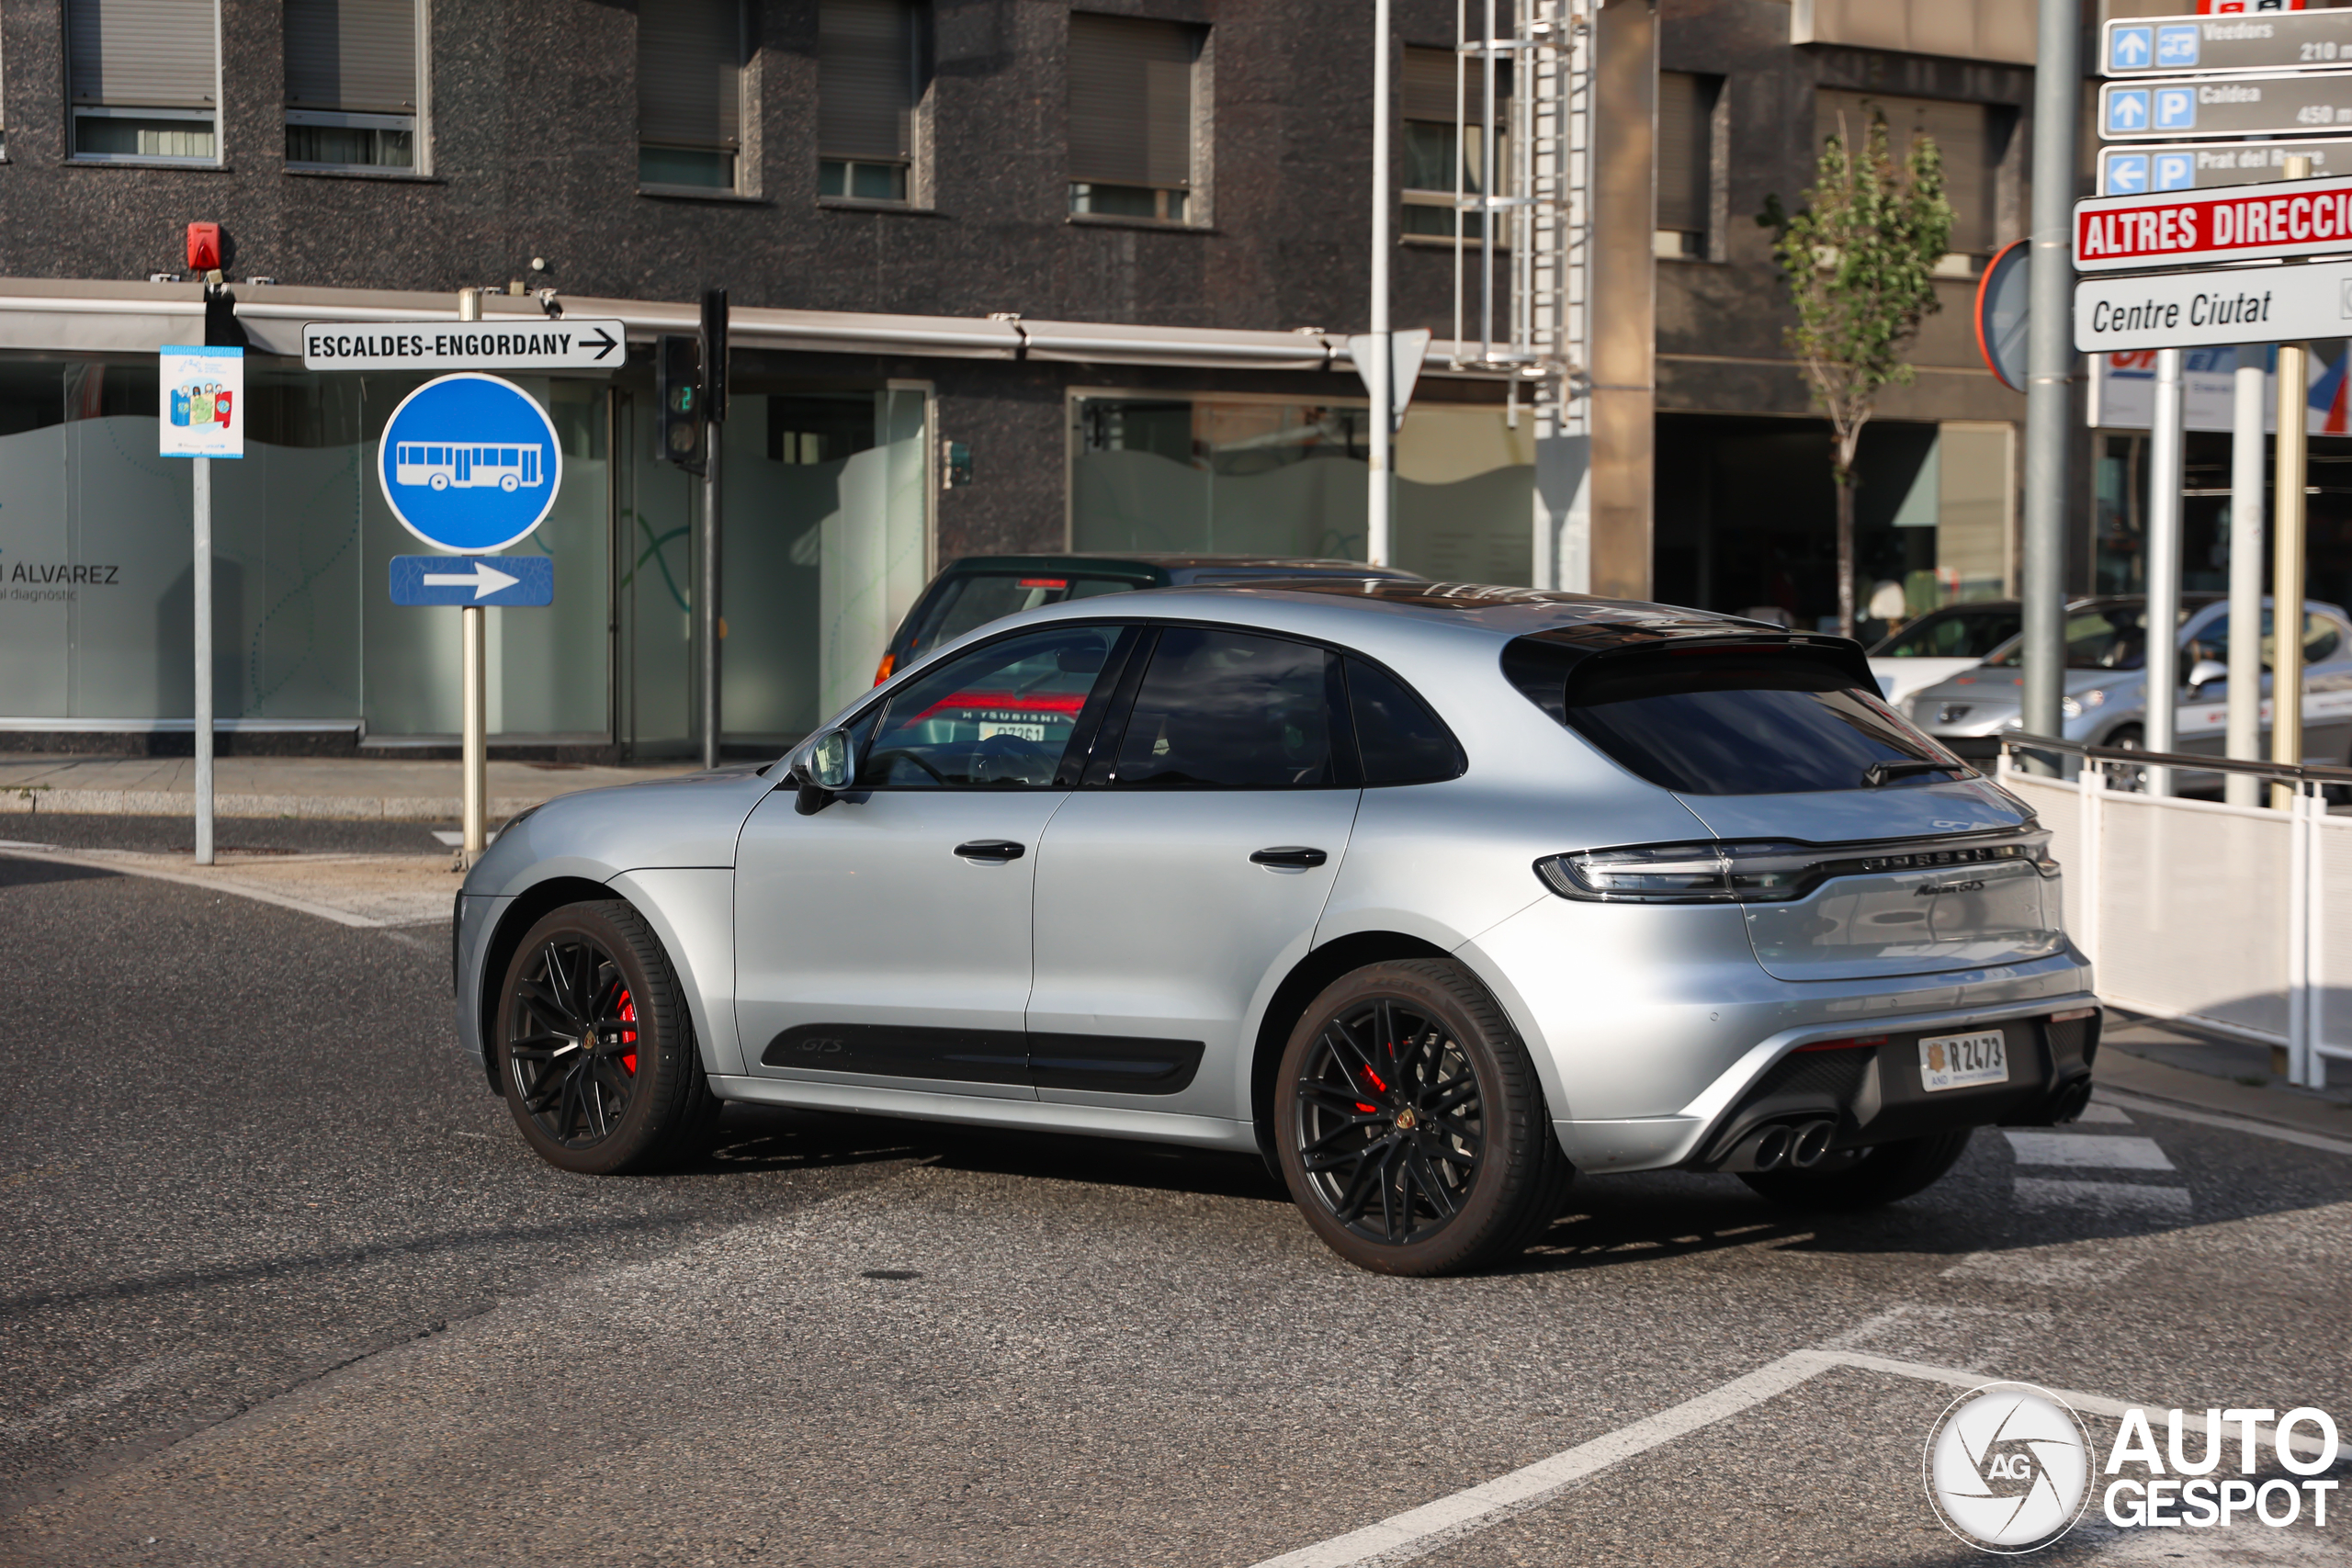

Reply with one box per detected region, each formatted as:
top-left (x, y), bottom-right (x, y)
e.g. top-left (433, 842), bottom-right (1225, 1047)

top-left (378, 373), bottom-right (563, 555)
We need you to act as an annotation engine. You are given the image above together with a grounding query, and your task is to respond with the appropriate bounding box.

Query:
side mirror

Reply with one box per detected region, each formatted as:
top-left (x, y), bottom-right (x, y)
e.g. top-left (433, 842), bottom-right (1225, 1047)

top-left (790, 728), bottom-right (855, 814)
top-left (2187, 659), bottom-right (2228, 694)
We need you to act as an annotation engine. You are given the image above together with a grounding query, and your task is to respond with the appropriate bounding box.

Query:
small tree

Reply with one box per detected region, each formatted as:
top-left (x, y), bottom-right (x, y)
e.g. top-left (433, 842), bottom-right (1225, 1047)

top-left (1766, 109), bottom-right (1953, 638)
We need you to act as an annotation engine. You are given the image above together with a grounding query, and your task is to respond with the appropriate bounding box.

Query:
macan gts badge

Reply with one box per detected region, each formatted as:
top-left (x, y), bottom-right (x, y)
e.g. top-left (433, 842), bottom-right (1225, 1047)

top-left (453, 581), bottom-right (2099, 1275)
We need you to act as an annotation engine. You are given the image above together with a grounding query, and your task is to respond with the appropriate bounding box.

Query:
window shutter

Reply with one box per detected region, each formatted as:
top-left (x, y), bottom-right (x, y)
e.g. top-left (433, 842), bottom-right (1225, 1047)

top-left (1069, 13), bottom-right (1196, 189)
top-left (819, 0), bottom-right (914, 161)
top-left (1401, 44), bottom-right (1495, 126)
top-left (69, 0), bottom-right (217, 108)
top-left (1656, 72), bottom-right (1713, 233)
top-left (639, 0), bottom-right (743, 150)
top-left (285, 0), bottom-right (418, 113)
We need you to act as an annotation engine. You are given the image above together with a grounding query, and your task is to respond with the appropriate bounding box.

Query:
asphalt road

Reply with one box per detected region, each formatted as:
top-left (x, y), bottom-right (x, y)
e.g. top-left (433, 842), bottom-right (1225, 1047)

top-left (2, 832), bottom-right (2348, 1567)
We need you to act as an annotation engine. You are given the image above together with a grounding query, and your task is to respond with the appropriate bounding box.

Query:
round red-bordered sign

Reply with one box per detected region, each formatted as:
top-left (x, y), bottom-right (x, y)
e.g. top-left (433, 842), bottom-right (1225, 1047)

top-left (1975, 238), bottom-right (2030, 393)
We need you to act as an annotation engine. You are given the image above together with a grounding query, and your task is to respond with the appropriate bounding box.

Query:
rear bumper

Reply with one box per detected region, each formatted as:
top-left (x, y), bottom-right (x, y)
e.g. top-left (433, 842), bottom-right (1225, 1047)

top-left (1552, 994), bottom-right (2102, 1174)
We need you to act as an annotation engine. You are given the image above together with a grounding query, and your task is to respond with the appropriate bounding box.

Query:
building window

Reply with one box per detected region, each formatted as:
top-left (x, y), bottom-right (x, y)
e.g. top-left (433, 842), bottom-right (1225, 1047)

top-left (285, 0), bottom-right (421, 171)
top-left (1068, 13), bottom-right (1201, 224)
top-left (639, 0), bottom-right (746, 192)
top-left (68, 0), bottom-right (220, 164)
top-left (820, 1), bottom-right (919, 203)
top-left (1400, 45), bottom-right (1503, 241)
top-left (1815, 90), bottom-right (2008, 277)
top-left (1655, 72), bottom-right (1720, 259)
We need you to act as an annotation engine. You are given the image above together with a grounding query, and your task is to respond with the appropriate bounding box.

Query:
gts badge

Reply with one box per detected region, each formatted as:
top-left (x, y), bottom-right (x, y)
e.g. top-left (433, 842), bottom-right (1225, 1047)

top-left (1917, 879), bottom-right (1985, 897)
top-left (797, 1037), bottom-right (846, 1054)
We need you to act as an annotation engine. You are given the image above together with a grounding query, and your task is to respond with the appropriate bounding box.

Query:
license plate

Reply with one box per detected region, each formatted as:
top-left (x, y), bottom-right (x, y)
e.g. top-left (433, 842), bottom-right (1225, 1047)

top-left (1919, 1030), bottom-right (2008, 1092)
top-left (978, 721), bottom-right (1046, 743)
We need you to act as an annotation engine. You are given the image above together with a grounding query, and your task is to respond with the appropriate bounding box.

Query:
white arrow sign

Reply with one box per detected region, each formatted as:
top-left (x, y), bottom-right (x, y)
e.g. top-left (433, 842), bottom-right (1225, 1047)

top-left (421, 561), bottom-right (521, 600)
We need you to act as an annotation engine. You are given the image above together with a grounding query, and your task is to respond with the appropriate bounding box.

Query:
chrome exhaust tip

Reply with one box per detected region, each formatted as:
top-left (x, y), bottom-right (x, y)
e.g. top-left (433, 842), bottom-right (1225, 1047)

top-left (1788, 1120), bottom-right (1837, 1169)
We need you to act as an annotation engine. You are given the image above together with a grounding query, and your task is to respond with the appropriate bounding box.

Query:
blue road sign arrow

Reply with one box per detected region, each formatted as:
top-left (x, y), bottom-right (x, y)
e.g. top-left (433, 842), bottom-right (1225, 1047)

top-left (2111, 27), bottom-right (2152, 70)
top-left (2108, 90), bottom-right (2150, 133)
top-left (2106, 153), bottom-right (2150, 194)
top-left (390, 554), bottom-right (554, 607)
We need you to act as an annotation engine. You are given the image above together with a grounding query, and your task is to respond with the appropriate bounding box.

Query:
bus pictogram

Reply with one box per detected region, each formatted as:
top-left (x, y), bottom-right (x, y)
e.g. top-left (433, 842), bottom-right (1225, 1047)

top-left (391, 441), bottom-right (547, 493)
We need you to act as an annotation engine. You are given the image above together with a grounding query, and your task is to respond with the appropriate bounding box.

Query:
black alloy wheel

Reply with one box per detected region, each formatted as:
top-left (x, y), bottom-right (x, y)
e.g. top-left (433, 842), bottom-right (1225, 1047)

top-left (1276, 960), bottom-right (1571, 1276)
top-left (507, 934), bottom-right (644, 1147)
top-left (1295, 997), bottom-right (1484, 1247)
top-left (494, 900), bottom-right (713, 1175)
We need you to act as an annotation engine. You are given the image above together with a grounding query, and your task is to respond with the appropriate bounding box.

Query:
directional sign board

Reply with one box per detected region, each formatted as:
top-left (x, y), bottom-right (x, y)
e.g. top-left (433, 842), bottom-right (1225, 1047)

top-left (2101, 139), bottom-right (2352, 193)
top-left (2074, 257), bottom-right (2352, 354)
top-left (2100, 74), bottom-right (2352, 141)
top-left (2075, 175), bottom-right (2352, 271)
top-left (378, 374), bottom-right (563, 555)
top-left (389, 554), bottom-right (553, 607)
top-left (302, 319), bottom-right (624, 373)
top-left (2104, 12), bottom-right (2352, 77)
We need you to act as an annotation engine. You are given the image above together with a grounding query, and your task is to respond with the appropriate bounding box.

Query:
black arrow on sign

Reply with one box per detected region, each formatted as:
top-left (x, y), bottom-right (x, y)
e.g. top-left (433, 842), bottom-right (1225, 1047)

top-left (581, 326), bottom-right (619, 361)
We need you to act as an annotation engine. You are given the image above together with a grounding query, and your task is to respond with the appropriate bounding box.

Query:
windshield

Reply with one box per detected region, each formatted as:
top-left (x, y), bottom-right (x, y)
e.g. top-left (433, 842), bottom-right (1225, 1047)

top-left (1519, 642), bottom-right (1965, 795)
top-left (1871, 606), bottom-right (2020, 659)
top-left (1984, 604), bottom-right (2202, 671)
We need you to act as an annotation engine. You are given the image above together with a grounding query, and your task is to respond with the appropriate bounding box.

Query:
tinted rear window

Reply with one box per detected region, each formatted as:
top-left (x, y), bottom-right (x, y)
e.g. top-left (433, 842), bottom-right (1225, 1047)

top-left (1517, 643), bottom-right (1955, 795)
top-left (910, 574), bottom-right (1140, 659)
top-left (1109, 627), bottom-right (1339, 789)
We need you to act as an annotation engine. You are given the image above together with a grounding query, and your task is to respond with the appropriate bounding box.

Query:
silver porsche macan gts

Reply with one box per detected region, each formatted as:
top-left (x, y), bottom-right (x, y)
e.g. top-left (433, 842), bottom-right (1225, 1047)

top-left (453, 582), bottom-right (2100, 1275)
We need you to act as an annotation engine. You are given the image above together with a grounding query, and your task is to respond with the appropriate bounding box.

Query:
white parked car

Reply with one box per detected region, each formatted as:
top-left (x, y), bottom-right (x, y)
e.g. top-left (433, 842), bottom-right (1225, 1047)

top-left (1868, 601), bottom-right (2030, 706)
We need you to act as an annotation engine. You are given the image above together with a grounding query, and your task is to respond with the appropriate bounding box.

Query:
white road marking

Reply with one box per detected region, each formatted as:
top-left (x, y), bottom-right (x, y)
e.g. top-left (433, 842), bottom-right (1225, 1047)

top-left (2072, 1101), bottom-right (2132, 1124)
top-left (2012, 1178), bottom-right (2194, 1217)
top-left (0, 845), bottom-right (424, 930)
top-left (2098, 1089), bottom-right (2352, 1160)
top-left (1244, 1346), bottom-right (2329, 1568)
top-left (2004, 1131), bottom-right (2177, 1170)
top-left (0, 1355), bottom-right (201, 1444)
top-left (1249, 1343), bottom-right (2337, 1568)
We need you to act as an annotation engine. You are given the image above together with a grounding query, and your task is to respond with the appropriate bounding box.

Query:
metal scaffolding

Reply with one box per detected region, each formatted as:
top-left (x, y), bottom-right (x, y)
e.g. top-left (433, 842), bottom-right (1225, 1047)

top-left (1449, 0), bottom-right (1595, 591)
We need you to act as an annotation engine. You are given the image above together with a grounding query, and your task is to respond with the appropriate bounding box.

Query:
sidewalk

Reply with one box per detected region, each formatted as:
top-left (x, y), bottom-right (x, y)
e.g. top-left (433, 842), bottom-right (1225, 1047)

top-left (2098, 1014), bottom-right (2352, 1142)
top-left (0, 753), bottom-right (701, 821)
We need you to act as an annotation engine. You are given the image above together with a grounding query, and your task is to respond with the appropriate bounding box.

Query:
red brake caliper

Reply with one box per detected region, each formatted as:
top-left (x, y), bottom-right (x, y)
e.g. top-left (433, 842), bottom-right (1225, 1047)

top-left (616, 989), bottom-right (639, 1075)
top-left (1354, 1065), bottom-right (1387, 1115)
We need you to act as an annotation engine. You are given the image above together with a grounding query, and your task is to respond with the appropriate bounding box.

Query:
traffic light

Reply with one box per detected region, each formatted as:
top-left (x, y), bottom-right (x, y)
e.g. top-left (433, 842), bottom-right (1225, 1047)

top-left (657, 333), bottom-right (705, 473)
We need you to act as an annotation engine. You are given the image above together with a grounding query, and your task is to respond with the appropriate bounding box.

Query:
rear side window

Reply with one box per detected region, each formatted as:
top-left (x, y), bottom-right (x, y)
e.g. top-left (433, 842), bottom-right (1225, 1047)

top-left (1108, 627), bottom-right (1340, 788)
top-left (1345, 660), bottom-right (1463, 784)
top-left (910, 573), bottom-right (1140, 660)
top-left (1512, 641), bottom-right (1954, 795)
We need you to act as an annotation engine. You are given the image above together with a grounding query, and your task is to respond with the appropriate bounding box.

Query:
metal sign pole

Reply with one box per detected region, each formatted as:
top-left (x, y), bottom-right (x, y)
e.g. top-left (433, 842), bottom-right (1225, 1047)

top-left (2143, 346), bottom-right (2187, 800)
top-left (1366, 0), bottom-right (1393, 568)
top-left (458, 287), bottom-right (487, 865)
top-left (2274, 153), bottom-right (2314, 812)
top-left (2021, 0), bottom-right (2082, 773)
top-left (2227, 345), bottom-right (2268, 809)
top-left (193, 455), bottom-right (214, 864)
top-left (698, 288), bottom-right (728, 772)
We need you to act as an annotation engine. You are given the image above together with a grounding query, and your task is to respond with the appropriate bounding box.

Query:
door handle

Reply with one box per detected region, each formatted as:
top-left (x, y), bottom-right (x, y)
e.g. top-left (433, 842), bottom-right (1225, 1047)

top-left (954, 840), bottom-right (1026, 861)
top-left (1250, 846), bottom-right (1328, 869)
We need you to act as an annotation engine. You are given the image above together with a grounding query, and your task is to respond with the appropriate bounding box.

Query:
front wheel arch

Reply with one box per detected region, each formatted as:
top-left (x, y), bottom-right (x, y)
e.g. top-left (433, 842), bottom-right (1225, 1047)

top-left (476, 876), bottom-right (616, 1093)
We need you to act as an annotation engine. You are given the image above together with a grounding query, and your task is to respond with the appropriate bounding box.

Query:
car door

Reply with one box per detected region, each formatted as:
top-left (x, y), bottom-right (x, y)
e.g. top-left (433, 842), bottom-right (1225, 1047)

top-left (733, 623), bottom-right (1129, 1100)
top-left (1026, 624), bottom-right (1362, 1120)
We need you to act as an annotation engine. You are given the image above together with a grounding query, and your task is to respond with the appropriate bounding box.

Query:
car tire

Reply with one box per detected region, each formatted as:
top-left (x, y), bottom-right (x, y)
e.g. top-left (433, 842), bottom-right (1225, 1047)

top-left (1736, 1128), bottom-right (1973, 1212)
top-left (493, 899), bottom-right (713, 1175)
top-left (1275, 959), bottom-right (1572, 1276)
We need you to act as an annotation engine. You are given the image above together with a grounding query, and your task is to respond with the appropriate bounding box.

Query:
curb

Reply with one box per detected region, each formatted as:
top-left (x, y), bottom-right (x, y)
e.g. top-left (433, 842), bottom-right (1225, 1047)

top-left (0, 788), bottom-right (545, 821)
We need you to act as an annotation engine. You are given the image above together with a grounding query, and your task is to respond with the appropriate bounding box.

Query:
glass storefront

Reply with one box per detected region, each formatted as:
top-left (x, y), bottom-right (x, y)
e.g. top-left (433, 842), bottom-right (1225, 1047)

top-left (1654, 414), bottom-right (2015, 638)
top-left (615, 378), bottom-right (932, 753)
top-left (1069, 392), bottom-right (1537, 584)
top-left (0, 355), bottom-right (611, 737)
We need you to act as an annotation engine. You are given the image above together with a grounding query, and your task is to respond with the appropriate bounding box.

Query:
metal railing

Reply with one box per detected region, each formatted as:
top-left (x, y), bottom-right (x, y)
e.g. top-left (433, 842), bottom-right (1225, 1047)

top-left (1996, 734), bottom-right (2349, 1089)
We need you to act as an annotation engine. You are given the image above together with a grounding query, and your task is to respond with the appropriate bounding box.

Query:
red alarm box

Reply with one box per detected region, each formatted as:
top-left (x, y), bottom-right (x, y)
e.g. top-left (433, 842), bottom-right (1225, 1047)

top-left (186, 222), bottom-right (222, 274)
